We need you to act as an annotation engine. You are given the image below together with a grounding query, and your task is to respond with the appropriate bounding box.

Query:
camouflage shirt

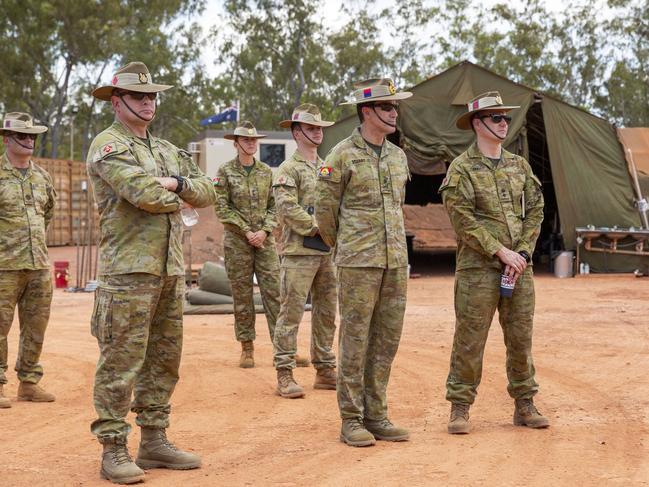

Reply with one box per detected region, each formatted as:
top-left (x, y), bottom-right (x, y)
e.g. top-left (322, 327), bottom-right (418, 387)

top-left (439, 142), bottom-right (544, 271)
top-left (273, 150), bottom-right (329, 256)
top-left (213, 157), bottom-right (277, 236)
top-left (87, 121), bottom-right (216, 277)
top-left (315, 127), bottom-right (409, 269)
top-left (0, 153), bottom-right (56, 270)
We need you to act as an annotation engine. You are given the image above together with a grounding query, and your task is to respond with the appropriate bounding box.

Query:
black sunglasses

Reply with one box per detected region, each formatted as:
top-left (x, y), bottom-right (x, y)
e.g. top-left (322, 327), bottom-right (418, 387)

top-left (373, 103), bottom-right (399, 113)
top-left (480, 114), bottom-right (512, 124)
top-left (13, 133), bottom-right (37, 141)
top-left (115, 90), bottom-right (158, 101)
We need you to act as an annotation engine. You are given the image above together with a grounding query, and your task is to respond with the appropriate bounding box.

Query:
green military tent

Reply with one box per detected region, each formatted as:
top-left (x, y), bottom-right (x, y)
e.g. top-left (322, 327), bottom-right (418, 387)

top-left (319, 61), bottom-right (648, 273)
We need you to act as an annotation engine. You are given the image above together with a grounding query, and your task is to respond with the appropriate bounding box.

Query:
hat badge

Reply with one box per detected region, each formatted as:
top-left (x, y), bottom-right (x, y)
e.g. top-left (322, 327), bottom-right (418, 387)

top-left (25, 120), bottom-right (33, 128)
top-left (138, 73), bottom-right (148, 83)
top-left (388, 81), bottom-right (396, 95)
top-left (247, 129), bottom-right (254, 135)
top-left (495, 95), bottom-right (503, 104)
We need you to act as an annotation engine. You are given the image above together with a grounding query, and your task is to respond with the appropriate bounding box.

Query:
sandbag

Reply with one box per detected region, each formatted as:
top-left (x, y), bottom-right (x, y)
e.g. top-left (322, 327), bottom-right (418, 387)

top-left (187, 288), bottom-right (263, 306)
top-left (183, 303), bottom-right (266, 315)
top-left (198, 261), bottom-right (233, 296)
top-left (186, 289), bottom-right (233, 305)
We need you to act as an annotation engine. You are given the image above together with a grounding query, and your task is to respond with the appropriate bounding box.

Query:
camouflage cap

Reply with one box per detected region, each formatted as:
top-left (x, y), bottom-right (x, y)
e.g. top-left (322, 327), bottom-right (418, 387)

top-left (456, 91), bottom-right (520, 130)
top-left (0, 112), bottom-right (48, 135)
top-left (340, 78), bottom-right (413, 105)
top-left (92, 61), bottom-right (173, 101)
top-left (223, 120), bottom-right (267, 140)
top-left (278, 103), bottom-right (334, 128)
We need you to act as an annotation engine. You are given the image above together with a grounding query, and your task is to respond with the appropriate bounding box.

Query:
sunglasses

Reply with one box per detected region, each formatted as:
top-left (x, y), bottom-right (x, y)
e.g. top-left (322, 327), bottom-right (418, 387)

top-left (374, 103), bottom-right (399, 113)
top-left (13, 133), bottom-right (37, 141)
top-left (480, 114), bottom-right (512, 124)
top-left (116, 90), bottom-right (158, 101)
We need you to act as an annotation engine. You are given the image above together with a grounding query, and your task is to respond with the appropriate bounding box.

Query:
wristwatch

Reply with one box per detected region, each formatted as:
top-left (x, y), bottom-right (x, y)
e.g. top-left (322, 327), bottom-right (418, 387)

top-left (518, 251), bottom-right (531, 263)
top-left (171, 175), bottom-right (185, 194)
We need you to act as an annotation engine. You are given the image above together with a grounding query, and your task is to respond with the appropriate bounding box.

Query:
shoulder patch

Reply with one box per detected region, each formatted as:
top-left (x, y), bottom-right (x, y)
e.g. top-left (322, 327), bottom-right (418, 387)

top-left (92, 140), bottom-right (128, 163)
top-left (273, 174), bottom-right (296, 187)
top-left (212, 177), bottom-right (222, 187)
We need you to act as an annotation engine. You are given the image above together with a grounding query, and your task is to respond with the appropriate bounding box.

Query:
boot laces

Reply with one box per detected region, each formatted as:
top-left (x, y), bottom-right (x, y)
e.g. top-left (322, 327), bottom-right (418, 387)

top-left (517, 399), bottom-right (539, 415)
top-left (278, 371), bottom-right (295, 387)
top-left (451, 403), bottom-right (470, 421)
top-left (110, 446), bottom-right (133, 465)
top-left (155, 430), bottom-right (179, 451)
top-left (347, 418), bottom-right (366, 431)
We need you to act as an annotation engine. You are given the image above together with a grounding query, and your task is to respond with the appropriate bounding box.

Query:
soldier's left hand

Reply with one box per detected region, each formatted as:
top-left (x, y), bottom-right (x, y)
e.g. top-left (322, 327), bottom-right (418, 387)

top-left (155, 176), bottom-right (179, 192)
top-left (248, 230), bottom-right (267, 248)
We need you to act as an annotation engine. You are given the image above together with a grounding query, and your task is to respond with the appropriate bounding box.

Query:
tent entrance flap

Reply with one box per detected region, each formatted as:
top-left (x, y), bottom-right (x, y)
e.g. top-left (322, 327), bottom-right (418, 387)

top-left (525, 100), bottom-right (563, 267)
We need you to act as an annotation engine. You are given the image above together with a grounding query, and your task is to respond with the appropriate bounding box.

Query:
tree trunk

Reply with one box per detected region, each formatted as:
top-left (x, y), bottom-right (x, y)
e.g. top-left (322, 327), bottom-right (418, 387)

top-left (49, 58), bottom-right (75, 159)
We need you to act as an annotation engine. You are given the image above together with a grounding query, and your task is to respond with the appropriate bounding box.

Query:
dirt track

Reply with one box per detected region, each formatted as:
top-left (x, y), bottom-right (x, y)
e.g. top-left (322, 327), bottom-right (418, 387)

top-left (1, 268), bottom-right (648, 486)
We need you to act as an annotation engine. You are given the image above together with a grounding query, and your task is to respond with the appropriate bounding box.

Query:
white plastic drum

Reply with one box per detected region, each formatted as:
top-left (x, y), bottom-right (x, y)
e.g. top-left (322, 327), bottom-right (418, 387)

top-left (554, 251), bottom-right (574, 278)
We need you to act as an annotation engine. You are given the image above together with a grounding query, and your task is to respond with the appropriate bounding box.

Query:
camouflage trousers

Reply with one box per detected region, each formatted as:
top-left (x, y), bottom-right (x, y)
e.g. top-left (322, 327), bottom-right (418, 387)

top-left (446, 267), bottom-right (539, 405)
top-left (91, 273), bottom-right (184, 444)
top-left (223, 230), bottom-right (280, 342)
top-left (273, 254), bottom-right (336, 370)
top-left (0, 269), bottom-right (52, 385)
top-left (337, 266), bottom-right (407, 421)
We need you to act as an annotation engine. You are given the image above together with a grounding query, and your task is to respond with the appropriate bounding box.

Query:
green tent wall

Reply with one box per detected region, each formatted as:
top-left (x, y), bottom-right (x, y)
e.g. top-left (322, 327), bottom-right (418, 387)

top-left (320, 61), bottom-right (647, 272)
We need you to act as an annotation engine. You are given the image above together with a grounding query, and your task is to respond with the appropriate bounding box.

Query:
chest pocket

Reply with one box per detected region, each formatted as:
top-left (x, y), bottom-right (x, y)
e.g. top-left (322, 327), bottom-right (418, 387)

top-left (0, 177), bottom-right (24, 215)
top-left (254, 173), bottom-right (272, 209)
top-left (31, 182), bottom-right (49, 214)
top-left (132, 144), bottom-right (158, 176)
top-left (505, 170), bottom-right (526, 215)
top-left (346, 160), bottom-right (381, 209)
top-left (227, 174), bottom-right (248, 207)
top-left (471, 171), bottom-right (501, 214)
top-left (389, 161), bottom-right (409, 205)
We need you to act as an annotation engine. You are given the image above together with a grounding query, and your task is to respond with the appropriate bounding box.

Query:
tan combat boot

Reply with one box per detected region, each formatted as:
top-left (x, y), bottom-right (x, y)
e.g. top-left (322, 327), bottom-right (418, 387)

top-left (313, 367), bottom-right (336, 390)
top-left (17, 382), bottom-right (55, 402)
top-left (340, 418), bottom-right (376, 447)
top-left (364, 418), bottom-right (410, 441)
top-left (295, 353), bottom-right (310, 367)
top-left (100, 442), bottom-right (145, 484)
top-left (136, 427), bottom-right (201, 470)
top-left (514, 398), bottom-right (550, 428)
top-left (448, 403), bottom-right (471, 434)
top-left (0, 384), bottom-right (11, 408)
top-left (276, 369), bottom-right (305, 398)
top-left (239, 341), bottom-right (254, 368)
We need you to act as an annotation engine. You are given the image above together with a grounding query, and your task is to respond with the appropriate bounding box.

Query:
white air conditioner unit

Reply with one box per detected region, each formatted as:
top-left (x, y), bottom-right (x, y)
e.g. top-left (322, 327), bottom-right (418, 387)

top-left (187, 142), bottom-right (201, 154)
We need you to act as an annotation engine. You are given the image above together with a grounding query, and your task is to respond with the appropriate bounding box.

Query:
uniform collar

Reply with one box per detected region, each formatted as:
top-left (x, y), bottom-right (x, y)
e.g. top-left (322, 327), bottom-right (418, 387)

top-left (467, 141), bottom-right (516, 170)
top-left (234, 156), bottom-right (258, 174)
top-left (112, 120), bottom-right (156, 147)
top-left (1, 152), bottom-right (34, 178)
top-left (350, 126), bottom-right (394, 158)
top-left (292, 150), bottom-right (322, 167)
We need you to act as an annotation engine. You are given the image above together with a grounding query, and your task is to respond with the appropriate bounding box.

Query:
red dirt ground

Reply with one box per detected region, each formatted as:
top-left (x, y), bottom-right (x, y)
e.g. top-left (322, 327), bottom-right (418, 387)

top-left (1, 254), bottom-right (648, 486)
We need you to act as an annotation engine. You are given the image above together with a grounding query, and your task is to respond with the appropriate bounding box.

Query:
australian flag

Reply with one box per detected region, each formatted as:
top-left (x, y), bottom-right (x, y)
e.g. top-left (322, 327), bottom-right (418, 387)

top-left (199, 105), bottom-right (238, 126)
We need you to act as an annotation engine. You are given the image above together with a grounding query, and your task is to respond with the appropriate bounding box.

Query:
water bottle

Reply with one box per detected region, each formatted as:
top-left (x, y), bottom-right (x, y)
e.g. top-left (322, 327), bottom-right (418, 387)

top-left (181, 207), bottom-right (199, 227)
top-left (500, 273), bottom-right (515, 297)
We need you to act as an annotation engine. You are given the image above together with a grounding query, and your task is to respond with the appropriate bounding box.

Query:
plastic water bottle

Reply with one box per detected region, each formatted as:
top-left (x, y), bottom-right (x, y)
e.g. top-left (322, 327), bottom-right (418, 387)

top-left (181, 207), bottom-right (199, 227)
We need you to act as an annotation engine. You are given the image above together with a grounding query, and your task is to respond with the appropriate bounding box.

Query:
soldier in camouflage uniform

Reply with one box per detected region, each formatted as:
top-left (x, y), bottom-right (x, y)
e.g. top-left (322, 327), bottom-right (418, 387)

top-left (213, 121), bottom-right (282, 369)
top-left (0, 112), bottom-right (56, 409)
top-left (440, 91), bottom-right (549, 435)
top-left (87, 62), bottom-right (216, 484)
top-left (272, 104), bottom-right (337, 399)
top-left (315, 79), bottom-right (412, 447)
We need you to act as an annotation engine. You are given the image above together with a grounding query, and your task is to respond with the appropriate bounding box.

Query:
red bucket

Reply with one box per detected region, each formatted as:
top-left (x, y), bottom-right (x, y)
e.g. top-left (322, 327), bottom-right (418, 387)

top-left (54, 261), bottom-right (70, 289)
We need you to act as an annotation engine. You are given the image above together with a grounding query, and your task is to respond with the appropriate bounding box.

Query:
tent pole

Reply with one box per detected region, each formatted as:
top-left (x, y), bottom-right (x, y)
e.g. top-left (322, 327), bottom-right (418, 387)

top-left (625, 148), bottom-right (649, 229)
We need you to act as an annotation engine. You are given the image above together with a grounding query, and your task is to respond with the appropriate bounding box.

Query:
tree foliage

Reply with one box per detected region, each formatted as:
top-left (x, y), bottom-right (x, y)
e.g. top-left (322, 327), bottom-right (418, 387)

top-left (0, 0), bottom-right (647, 160)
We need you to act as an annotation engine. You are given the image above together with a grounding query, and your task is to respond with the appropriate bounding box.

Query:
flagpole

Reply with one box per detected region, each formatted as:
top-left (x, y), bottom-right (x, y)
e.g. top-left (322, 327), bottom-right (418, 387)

top-left (236, 100), bottom-right (240, 122)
